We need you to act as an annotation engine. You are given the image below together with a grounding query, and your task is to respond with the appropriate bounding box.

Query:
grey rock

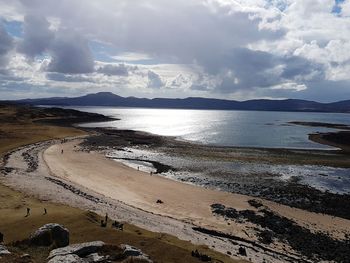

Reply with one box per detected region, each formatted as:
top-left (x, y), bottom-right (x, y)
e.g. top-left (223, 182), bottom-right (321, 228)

top-left (0, 245), bottom-right (10, 255)
top-left (48, 241), bottom-right (105, 260)
top-left (84, 253), bottom-right (106, 262)
top-left (30, 223), bottom-right (69, 248)
top-left (48, 254), bottom-right (84, 263)
top-left (121, 244), bottom-right (153, 262)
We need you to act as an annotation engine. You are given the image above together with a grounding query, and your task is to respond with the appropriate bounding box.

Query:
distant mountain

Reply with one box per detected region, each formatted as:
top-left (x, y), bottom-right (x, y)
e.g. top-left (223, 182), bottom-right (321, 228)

top-left (13, 92), bottom-right (350, 113)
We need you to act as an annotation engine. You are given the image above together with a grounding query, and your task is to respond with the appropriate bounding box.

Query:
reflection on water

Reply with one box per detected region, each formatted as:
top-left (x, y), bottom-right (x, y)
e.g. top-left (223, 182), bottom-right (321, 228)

top-left (74, 107), bottom-right (350, 149)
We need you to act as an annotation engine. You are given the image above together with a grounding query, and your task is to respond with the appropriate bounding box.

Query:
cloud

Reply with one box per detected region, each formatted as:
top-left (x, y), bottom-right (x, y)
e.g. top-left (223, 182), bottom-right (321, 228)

top-left (147, 70), bottom-right (164, 89)
top-left (0, 0), bottom-right (350, 101)
top-left (97, 63), bottom-right (138, 77)
top-left (112, 52), bottom-right (152, 62)
top-left (47, 30), bottom-right (94, 74)
top-left (17, 15), bottom-right (54, 58)
top-left (0, 23), bottom-right (14, 68)
top-left (46, 72), bottom-right (93, 83)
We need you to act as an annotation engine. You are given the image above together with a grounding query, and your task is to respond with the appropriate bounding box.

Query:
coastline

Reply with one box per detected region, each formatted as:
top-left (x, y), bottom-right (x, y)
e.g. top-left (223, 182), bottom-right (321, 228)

top-left (3, 136), bottom-right (350, 262)
top-left (1, 104), bottom-right (350, 262)
top-left (0, 104), bottom-right (240, 263)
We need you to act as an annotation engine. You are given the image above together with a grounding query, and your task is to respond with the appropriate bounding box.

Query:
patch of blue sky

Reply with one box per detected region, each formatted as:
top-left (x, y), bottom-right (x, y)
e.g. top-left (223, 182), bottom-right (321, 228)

top-left (332, 0), bottom-right (345, 14)
top-left (89, 40), bottom-right (119, 63)
top-left (2, 20), bottom-right (22, 38)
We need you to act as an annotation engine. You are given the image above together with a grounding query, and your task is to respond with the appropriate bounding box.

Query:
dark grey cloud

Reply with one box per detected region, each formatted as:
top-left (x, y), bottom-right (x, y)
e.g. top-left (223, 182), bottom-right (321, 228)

top-left (17, 15), bottom-right (54, 58)
top-left (200, 48), bottom-right (325, 94)
top-left (0, 23), bottom-right (13, 67)
top-left (97, 64), bottom-right (138, 76)
top-left (281, 56), bottom-right (324, 80)
top-left (15, 13), bottom-right (95, 75)
top-left (47, 30), bottom-right (94, 74)
top-left (147, 70), bottom-right (164, 89)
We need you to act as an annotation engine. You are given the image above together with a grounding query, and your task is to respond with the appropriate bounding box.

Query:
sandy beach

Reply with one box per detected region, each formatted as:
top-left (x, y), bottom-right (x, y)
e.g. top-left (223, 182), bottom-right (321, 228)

top-left (2, 135), bottom-right (350, 262)
top-left (44, 140), bottom-right (350, 238)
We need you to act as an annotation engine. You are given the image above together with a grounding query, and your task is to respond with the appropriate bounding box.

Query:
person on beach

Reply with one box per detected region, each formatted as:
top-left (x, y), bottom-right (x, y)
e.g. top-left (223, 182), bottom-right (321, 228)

top-left (61, 149), bottom-right (64, 154)
top-left (44, 208), bottom-right (47, 215)
top-left (26, 207), bottom-right (30, 217)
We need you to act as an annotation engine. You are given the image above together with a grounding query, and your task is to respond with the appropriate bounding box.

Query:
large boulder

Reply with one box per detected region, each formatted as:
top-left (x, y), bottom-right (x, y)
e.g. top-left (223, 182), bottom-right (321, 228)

top-left (48, 241), bottom-right (105, 260)
top-left (30, 223), bottom-right (69, 248)
top-left (48, 242), bottom-right (152, 263)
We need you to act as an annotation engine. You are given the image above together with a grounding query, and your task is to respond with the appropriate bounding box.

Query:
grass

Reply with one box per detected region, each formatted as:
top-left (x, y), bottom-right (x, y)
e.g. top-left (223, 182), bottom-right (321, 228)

top-left (0, 104), bottom-right (244, 263)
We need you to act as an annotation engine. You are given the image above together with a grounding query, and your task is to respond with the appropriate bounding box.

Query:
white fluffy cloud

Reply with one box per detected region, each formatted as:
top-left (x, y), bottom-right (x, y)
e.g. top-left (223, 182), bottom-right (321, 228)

top-left (0, 0), bottom-right (349, 101)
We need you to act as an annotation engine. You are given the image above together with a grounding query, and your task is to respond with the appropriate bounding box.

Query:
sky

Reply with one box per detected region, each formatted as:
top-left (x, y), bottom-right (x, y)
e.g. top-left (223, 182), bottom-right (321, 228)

top-left (0, 0), bottom-right (350, 102)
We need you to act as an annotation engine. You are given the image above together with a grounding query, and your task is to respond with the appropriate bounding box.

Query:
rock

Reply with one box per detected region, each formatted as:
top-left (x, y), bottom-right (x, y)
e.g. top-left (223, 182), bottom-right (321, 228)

top-left (121, 244), bottom-right (143, 257)
top-left (238, 247), bottom-right (247, 256)
top-left (48, 254), bottom-right (84, 263)
top-left (0, 245), bottom-right (11, 255)
top-left (121, 244), bottom-right (153, 262)
top-left (30, 223), bottom-right (69, 248)
top-left (48, 241), bottom-right (105, 260)
top-left (84, 253), bottom-right (106, 262)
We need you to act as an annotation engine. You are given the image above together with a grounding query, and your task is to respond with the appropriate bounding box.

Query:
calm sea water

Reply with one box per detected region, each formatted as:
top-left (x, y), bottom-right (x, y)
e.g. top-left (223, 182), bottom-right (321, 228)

top-left (71, 107), bottom-right (350, 149)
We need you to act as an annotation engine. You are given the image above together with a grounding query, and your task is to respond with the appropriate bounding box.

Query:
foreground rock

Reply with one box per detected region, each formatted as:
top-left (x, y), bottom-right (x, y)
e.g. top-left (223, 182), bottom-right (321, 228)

top-left (48, 241), bottom-right (105, 260)
top-left (30, 223), bottom-right (69, 248)
top-left (48, 241), bottom-right (153, 263)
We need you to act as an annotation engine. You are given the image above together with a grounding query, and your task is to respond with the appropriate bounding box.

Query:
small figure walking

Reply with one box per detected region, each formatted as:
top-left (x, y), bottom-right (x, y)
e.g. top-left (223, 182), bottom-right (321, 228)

top-left (61, 149), bottom-right (64, 154)
top-left (150, 171), bottom-right (153, 176)
top-left (105, 213), bottom-right (108, 224)
top-left (44, 208), bottom-right (47, 215)
top-left (26, 207), bottom-right (30, 217)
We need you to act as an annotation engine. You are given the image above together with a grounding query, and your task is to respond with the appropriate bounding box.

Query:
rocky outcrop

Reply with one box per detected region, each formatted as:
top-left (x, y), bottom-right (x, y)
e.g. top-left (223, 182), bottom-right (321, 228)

top-left (48, 242), bottom-right (153, 263)
top-left (30, 223), bottom-right (69, 248)
top-left (48, 241), bottom-right (105, 260)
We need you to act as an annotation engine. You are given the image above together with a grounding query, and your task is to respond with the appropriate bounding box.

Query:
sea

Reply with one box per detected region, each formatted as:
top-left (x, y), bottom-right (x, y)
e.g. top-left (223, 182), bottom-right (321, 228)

top-left (71, 107), bottom-right (350, 149)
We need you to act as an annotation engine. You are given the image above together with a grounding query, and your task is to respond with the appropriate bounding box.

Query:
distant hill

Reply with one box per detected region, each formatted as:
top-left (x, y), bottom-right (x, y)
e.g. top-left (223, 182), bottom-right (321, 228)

top-left (13, 92), bottom-right (350, 113)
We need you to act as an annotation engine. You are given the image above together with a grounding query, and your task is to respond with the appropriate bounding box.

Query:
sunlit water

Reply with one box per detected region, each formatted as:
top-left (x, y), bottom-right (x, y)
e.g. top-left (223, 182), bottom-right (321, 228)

top-left (73, 107), bottom-right (350, 149)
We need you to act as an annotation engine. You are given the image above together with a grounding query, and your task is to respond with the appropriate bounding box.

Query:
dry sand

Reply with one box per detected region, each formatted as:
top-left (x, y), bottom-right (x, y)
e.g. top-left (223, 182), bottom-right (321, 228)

top-left (44, 140), bottom-right (350, 238)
